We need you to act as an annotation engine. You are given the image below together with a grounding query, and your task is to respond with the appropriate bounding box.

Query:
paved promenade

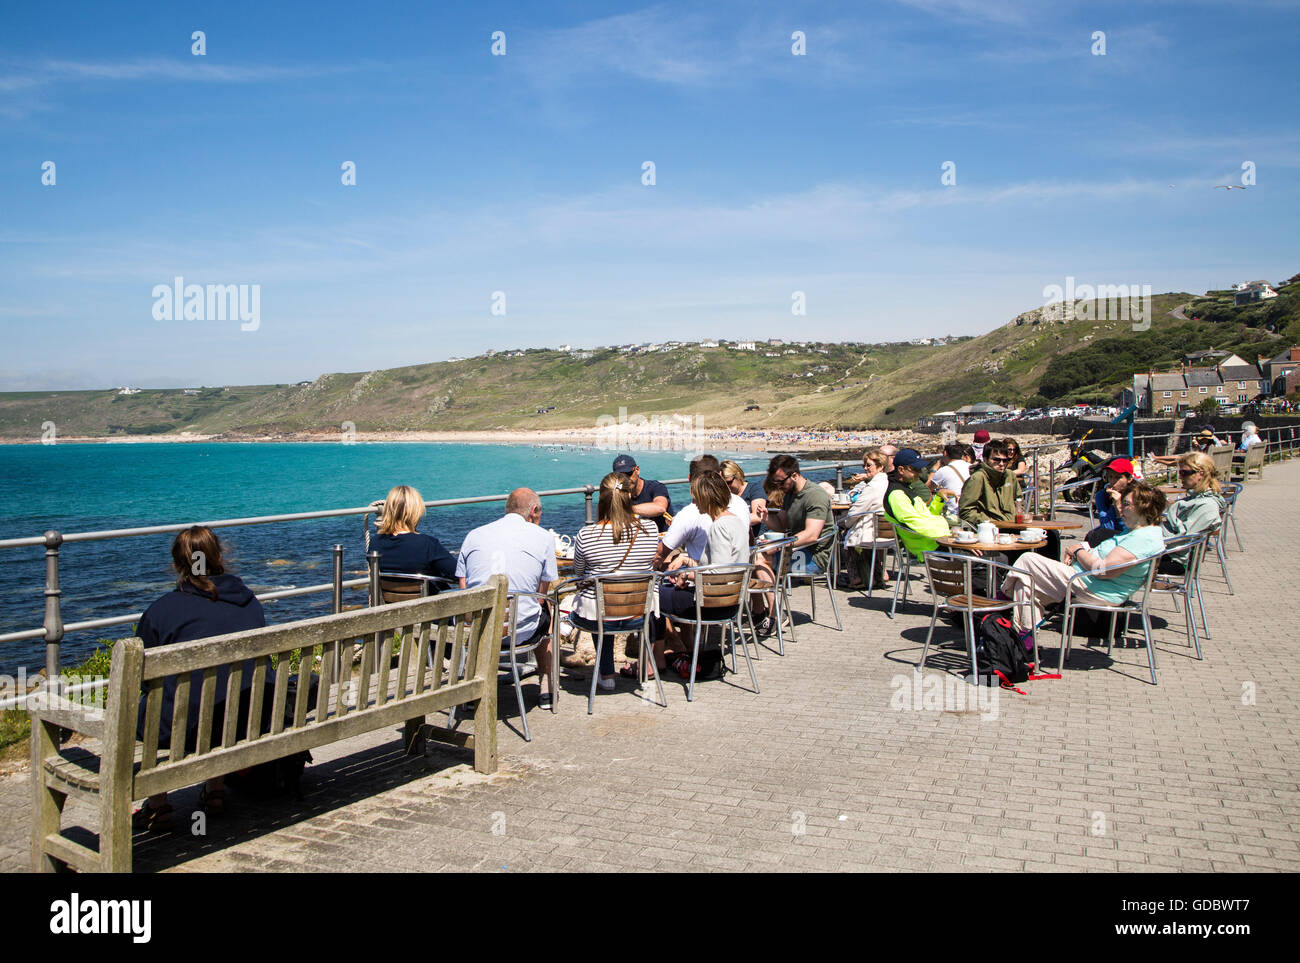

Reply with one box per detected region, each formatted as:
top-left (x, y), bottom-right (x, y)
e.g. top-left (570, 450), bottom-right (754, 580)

top-left (3, 461), bottom-right (1299, 873)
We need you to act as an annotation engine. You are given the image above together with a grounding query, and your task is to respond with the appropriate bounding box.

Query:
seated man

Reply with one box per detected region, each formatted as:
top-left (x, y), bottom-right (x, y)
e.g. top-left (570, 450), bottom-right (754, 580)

top-left (881, 448), bottom-right (950, 560)
top-left (612, 454), bottom-right (672, 532)
top-left (764, 454), bottom-right (833, 575)
top-left (957, 439), bottom-right (1020, 527)
top-left (1084, 457), bottom-right (1136, 547)
top-left (456, 488), bottom-right (558, 707)
top-left (927, 443), bottom-right (973, 515)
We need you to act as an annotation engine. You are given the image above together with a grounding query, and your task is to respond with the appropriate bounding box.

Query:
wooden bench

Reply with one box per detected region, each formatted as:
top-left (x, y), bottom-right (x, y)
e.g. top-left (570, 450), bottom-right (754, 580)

top-left (1232, 445), bottom-right (1264, 481)
top-left (29, 576), bottom-right (507, 872)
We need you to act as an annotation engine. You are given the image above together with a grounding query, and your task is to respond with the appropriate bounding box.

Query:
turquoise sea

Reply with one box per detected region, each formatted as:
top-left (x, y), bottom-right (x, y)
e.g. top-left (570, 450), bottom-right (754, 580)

top-left (0, 442), bottom-right (809, 674)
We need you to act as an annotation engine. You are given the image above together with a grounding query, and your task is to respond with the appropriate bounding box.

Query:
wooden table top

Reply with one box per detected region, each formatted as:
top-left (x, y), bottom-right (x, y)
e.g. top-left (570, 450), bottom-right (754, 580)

top-left (992, 519), bottom-right (1083, 531)
top-left (936, 536), bottom-right (1047, 553)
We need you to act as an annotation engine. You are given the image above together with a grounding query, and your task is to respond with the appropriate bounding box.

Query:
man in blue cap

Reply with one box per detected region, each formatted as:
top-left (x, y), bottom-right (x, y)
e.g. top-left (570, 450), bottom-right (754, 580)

top-left (612, 454), bottom-right (672, 532)
top-left (882, 447), bottom-right (951, 560)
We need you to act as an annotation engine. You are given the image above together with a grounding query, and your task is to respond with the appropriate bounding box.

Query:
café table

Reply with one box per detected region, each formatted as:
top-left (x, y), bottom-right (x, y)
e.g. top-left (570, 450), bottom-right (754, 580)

top-left (1158, 486), bottom-right (1187, 501)
top-left (991, 518), bottom-right (1083, 532)
top-left (935, 536), bottom-right (1047, 555)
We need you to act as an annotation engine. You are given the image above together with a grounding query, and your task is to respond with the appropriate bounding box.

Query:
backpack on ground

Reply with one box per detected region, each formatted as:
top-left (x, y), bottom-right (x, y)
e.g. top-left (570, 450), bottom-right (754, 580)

top-left (975, 613), bottom-right (1059, 693)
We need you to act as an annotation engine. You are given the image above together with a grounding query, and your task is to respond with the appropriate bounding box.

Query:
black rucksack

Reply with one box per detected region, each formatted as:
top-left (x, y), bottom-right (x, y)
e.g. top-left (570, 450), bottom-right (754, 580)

top-left (975, 613), bottom-right (1031, 686)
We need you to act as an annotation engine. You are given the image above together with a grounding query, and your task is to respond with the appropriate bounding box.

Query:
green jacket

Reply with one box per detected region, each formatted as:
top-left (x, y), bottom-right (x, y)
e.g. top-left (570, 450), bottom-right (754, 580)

top-left (958, 463), bottom-right (1020, 526)
top-left (1161, 488), bottom-right (1226, 563)
top-left (883, 480), bottom-right (950, 561)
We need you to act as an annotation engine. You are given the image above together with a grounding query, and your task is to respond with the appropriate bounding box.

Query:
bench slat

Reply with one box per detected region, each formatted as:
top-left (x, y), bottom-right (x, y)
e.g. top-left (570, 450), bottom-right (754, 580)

top-left (140, 680), bottom-right (163, 771)
top-left (293, 651), bottom-right (312, 729)
top-left (376, 628), bottom-right (393, 708)
top-left (448, 618), bottom-right (468, 687)
top-left (316, 643), bottom-right (335, 723)
top-left (222, 663), bottom-right (243, 749)
top-left (395, 624), bottom-right (412, 701)
top-left (269, 654), bottom-right (292, 735)
top-left (169, 674), bottom-right (191, 763)
top-left (195, 666), bottom-right (218, 756)
top-left (356, 637), bottom-right (374, 712)
top-left (247, 658), bottom-right (267, 743)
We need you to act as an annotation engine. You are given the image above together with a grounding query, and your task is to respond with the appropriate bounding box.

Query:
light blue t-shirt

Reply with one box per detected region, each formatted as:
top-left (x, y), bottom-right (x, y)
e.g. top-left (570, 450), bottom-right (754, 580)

top-left (456, 513), bottom-right (558, 638)
top-left (1072, 525), bottom-right (1164, 604)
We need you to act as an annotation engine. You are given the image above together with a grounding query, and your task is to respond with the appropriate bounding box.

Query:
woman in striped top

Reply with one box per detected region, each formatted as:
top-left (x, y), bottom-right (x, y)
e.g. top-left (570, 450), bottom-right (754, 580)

top-left (571, 472), bottom-right (660, 689)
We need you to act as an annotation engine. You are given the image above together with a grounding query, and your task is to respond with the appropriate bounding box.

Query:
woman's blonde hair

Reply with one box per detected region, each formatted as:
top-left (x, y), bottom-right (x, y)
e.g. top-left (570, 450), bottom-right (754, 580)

top-left (596, 472), bottom-right (640, 543)
top-left (862, 448), bottom-right (888, 470)
top-left (720, 460), bottom-right (746, 485)
top-left (691, 472), bottom-right (731, 519)
top-left (1179, 451), bottom-right (1221, 495)
top-left (378, 484), bottom-right (426, 534)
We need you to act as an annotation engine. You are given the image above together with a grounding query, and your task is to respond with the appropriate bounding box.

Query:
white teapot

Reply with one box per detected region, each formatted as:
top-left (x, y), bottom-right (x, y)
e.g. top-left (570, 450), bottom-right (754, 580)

top-left (976, 521), bottom-right (998, 544)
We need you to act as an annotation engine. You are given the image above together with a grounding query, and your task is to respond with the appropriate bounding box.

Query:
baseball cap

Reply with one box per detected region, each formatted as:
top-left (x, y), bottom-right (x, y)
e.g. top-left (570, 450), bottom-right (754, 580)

top-left (1107, 457), bottom-right (1135, 475)
top-left (893, 448), bottom-right (934, 470)
top-left (973, 430), bottom-right (991, 443)
top-left (612, 454), bottom-right (638, 474)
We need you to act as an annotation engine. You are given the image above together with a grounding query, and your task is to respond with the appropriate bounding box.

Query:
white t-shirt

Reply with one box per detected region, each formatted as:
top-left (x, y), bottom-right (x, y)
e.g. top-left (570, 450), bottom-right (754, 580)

top-left (930, 461), bottom-right (970, 494)
top-left (663, 493), bottom-right (749, 560)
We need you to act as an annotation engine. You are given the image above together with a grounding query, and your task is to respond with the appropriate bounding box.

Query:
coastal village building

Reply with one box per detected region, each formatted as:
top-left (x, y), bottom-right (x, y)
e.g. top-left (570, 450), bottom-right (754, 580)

top-left (1233, 280), bottom-right (1279, 305)
top-left (1131, 351), bottom-right (1280, 414)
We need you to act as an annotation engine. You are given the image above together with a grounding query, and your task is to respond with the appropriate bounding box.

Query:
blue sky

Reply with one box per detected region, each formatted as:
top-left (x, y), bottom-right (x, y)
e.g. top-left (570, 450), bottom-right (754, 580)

top-left (1, 0), bottom-right (1297, 390)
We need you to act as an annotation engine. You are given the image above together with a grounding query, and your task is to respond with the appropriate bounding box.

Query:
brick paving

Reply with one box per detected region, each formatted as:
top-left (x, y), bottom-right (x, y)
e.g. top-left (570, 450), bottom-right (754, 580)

top-left (3, 460), bottom-right (1299, 873)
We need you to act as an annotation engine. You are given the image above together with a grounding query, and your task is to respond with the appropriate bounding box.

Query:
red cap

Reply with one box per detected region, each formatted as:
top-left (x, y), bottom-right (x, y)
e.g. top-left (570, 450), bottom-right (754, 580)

top-left (1108, 458), bottom-right (1134, 475)
top-left (973, 430), bottom-right (991, 443)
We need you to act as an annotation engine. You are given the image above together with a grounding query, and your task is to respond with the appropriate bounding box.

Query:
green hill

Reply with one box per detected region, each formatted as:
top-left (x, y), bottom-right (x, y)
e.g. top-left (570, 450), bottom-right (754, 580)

top-left (1, 276), bottom-right (1294, 439)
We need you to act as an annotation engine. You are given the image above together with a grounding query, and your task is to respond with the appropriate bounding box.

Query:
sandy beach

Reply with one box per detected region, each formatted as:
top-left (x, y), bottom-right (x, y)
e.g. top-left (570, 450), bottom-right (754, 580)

top-left (7, 425), bottom-right (1070, 452)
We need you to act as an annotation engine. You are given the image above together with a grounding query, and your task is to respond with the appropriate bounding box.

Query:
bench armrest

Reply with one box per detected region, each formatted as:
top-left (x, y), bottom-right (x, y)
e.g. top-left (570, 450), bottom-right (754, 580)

top-left (28, 689), bottom-right (106, 740)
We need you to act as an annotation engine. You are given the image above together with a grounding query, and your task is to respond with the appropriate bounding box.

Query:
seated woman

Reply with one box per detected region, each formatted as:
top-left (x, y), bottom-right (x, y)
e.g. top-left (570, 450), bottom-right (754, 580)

top-left (1000, 484), bottom-right (1167, 640)
top-left (571, 472), bottom-right (660, 690)
top-left (721, 461), bottom-right (778, 635)
top-left (627, 472), bottom-right (747, 679)
top-left (843, 448), bottom-right (890, 589)
top-left (370, 484), bottom-right (456, 587)
top-left (1002, 438), bottom-right (1030, 479)
top-left (1158, 452), bottom-right (1226, 576)
top-left (133, 525), bottom-right (266, 831)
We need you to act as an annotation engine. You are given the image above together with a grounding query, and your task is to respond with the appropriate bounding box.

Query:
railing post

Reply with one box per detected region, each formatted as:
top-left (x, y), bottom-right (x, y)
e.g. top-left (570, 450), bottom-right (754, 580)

top-left (584, 484), bottom-right (595, 524)
top-left (1048, 460), bottom-right (1057, 520)
top-left (332, 544), bottom-right (344, 615)
top-left (1031, 448), bottom-right (1040, 515)
top-left (366, 550), bottom-right (381, 608)
top-left (835, 464), bottom-right (844, 490)
top-left (42, 530), bottom-right (64, 688)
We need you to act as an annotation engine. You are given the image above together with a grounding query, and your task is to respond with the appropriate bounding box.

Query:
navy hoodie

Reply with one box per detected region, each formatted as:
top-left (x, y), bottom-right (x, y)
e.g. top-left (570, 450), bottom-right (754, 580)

top-left (136, 573), bottom-right (266, 745)
top-left (369, 530), bottom-right (457, 580)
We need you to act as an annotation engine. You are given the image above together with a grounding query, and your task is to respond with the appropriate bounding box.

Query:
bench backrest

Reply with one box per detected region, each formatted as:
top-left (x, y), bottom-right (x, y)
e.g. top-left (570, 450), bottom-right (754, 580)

top-left (1210, 445), bottom-right (1234, 477)
top-left (115, 577), bottom-right (507, 797)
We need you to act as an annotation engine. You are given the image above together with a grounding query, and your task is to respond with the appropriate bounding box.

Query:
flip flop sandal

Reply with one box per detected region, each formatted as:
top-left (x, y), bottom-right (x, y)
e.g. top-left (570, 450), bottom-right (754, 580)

top-left (132, 801), bottom-right (174, 833)
top-left (618, 661), bottom-right (641, 679)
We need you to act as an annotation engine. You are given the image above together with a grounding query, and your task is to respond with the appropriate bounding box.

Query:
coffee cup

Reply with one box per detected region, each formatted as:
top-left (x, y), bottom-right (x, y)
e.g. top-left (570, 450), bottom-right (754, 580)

top-left (997, 534), bottom-right (1014, 545)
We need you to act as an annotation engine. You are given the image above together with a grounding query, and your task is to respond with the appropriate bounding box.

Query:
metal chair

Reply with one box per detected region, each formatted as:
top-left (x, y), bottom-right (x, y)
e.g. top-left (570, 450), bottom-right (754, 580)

top-left (916, 552), bottom-right (1030, 678)
top-left (843, 512), bottom-right (896, 598)
top-left (498, 590), bottom-right (556, 742)
top-left (564, 571), bottom-right (665, 714)
top-left (886, 518), bottom-right (935, 619)
top-left (1059, 548), bottom-right (1166, 685)
top-left (743, 536), bottom-right (796, 655)
top-left (781, 526), bottom-right (842, 631)
top-left (1219, 483), bottom-right (1244, 551)
top-left (1149, 534), bottom-right (1208, 661)
top-left (664, 563), bottom-right (758, 702)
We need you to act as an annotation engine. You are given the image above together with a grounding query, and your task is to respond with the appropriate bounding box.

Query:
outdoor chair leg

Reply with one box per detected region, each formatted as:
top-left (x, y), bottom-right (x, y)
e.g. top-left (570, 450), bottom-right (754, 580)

top-left (1216, 539), bottom-right (1234, 595)
top-left (733, 619), bottom-right (759, 694)
top-left (772, 586), bottom-right (787, 656)
top-left (824, 569), bottom-right (842, 630)
top-left (1142, 615), bottom-right (1158, 685)
top-left (966, 610), bottom-right (978, 679)
top-left (1060, 605), bottom-right (1074, 669)
top-left (1194, 579), bottom-right (1211, 639)
top-left (587, 635), bottom-right (604, 715)
top-left (687, 623), bottom-right (703, 702)
top-left (1185, 595), bottom-right (1203, 660)
top-left (918, 602), bottom-right (940, 671)
top-left (512, 661), bottom-right (530, 742)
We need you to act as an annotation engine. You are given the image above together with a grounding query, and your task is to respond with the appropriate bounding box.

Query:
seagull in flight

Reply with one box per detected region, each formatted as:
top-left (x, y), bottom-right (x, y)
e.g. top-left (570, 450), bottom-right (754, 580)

top-left (1215, 184), bottom-right (1251, 190)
